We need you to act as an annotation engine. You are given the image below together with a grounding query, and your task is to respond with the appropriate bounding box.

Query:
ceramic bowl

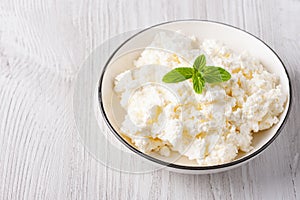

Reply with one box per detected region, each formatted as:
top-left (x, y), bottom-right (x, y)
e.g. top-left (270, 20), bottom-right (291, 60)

top-left (98, 20), bottom-right (291, 174)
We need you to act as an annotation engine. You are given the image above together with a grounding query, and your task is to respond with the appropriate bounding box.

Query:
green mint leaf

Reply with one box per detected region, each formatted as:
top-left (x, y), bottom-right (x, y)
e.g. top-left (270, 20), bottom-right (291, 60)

top-left (192, 72), bottom-right (205, 94)
top-left (193, 55), bottom-right (206, 71)
top-left (202, 66), bottom-right (231, 83)
top-left (162, 54), bottom-right (231, 94)
top-left (162, 67), bottom-right (194, 83)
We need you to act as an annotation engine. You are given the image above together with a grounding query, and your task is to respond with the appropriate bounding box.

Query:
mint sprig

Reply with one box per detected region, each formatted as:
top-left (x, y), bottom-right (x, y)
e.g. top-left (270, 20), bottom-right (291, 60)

top-left (162, 54), bottom-right (231, 94)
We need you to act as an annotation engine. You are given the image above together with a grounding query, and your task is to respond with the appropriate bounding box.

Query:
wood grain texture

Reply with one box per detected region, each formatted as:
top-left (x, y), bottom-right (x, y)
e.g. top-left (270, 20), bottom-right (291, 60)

top-left (0, 0), bottom-right (299, 199)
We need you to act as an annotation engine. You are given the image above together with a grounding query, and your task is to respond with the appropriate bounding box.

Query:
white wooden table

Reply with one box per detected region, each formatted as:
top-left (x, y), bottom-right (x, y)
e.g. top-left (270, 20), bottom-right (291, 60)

top-left (0, 0), bottom-right (299, 199)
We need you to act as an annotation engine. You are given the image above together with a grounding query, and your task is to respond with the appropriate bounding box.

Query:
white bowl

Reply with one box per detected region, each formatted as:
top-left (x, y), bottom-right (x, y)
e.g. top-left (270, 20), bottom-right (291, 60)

top-left (98, 20), bottom-right (292, 174)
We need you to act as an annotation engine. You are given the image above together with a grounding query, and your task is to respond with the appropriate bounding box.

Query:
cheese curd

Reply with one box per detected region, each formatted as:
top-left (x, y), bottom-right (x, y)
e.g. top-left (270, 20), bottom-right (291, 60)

top-left (113, 32), bottom-right (286, 166)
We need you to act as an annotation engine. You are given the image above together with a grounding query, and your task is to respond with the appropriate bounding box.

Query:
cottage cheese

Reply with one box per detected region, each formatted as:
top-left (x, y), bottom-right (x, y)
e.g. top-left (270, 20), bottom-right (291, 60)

top-left (113, 32), bottom-right (286, 166)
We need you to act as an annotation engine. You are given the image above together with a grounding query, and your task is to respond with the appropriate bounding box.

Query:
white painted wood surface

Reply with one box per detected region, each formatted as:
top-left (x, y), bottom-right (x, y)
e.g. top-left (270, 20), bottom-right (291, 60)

top-left (0, 0), bottom-right (299, 199)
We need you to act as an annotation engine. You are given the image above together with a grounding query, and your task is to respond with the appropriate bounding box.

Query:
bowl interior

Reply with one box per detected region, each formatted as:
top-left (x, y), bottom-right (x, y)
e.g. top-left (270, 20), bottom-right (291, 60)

top-left (100, 21), bottom-right (290, 167)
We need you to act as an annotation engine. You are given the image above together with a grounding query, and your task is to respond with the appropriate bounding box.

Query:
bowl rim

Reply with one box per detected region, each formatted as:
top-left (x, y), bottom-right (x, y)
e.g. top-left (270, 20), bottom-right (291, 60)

top-left (98, 19), bottom-right (292, 170)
